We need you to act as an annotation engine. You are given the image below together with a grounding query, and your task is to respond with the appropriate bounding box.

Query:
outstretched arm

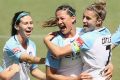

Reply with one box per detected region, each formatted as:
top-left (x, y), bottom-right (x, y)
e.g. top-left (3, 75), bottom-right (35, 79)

top-left (20, 53), bottom-right (45, 64)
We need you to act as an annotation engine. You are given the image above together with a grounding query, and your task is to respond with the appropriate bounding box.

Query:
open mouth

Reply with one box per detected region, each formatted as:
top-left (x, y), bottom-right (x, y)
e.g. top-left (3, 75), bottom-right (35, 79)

top-left (26, 30), bottom-right (31, 33)
top-left (59, 25), bottom-right (66, 32)
top-left (25, 30), bottom-right (32, 35)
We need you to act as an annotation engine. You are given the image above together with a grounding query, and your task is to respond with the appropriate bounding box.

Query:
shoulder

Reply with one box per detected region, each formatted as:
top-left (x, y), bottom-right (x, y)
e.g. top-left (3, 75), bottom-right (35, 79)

top-left (4, 36), bottom-right (17, 48)
top-left (0, 66), bottom-right (3, 72)
top-left (80, 27), bottom-right (111, 49)
top-left (29, 39), bottom-right (36, 45)
top-left (101, 27), bottom-right (111, 35)
top-left (51, 32), bottom-right (63, 43)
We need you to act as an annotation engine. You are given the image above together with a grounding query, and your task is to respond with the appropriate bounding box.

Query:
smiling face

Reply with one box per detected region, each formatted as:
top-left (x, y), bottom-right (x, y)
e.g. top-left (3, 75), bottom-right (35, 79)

top-left (16, 15), bottom-right (33, 39)
top-left (82, 10), bottom-right (100, 32)
top-left (55, 10), bottom-right (76, 36)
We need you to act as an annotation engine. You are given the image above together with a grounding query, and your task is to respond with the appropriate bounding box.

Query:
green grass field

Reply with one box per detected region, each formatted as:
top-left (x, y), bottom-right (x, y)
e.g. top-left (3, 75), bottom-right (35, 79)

top-left (0, 0), bottom-right (120, 80)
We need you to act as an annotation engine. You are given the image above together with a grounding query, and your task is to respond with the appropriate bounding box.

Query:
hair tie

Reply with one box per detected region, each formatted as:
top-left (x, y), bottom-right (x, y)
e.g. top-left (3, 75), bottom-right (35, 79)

top-left (16, 12), bottom-right (29, 23)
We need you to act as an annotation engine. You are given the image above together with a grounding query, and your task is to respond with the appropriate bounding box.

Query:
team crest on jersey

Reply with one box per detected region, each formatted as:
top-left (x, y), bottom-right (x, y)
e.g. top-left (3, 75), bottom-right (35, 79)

top-left (12, 47), bottom-right (21, 54)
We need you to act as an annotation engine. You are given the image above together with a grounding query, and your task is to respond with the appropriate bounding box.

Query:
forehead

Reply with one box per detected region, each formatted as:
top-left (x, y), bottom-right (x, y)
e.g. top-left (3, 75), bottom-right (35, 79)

top-left (84, 10), bottom-right (96, 18)
top-left (20, 15), bottom-right (32, 22)
top-left (56, 10), bottom-right (69, 17)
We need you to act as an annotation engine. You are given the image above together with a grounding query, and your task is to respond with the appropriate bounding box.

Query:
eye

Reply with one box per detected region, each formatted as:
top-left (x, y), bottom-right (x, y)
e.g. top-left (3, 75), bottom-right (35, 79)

top-left (60, 17), bottom-right (64, 20)
top-left (22, 22), bottom-right (28, 25)
top-left (86, 16), bottom-right (91, 20)
top-left (30, 21), bottom-right (33, 24)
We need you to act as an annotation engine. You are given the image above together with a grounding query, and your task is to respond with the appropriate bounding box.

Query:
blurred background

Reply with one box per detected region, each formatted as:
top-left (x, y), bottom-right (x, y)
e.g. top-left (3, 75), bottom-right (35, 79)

top-left (0, 0), bottom-right (120, 80)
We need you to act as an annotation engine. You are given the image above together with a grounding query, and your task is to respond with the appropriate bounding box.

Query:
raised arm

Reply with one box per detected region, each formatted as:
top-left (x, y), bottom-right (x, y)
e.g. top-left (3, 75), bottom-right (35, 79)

top-left (44, 32), bottom-right (72, 58)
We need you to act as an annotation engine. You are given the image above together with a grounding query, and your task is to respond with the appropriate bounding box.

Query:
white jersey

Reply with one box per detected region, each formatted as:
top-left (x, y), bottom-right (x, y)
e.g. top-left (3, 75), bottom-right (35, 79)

top-left (3, 35), bottom-right (37, 80)
top-left (72, 27), bottom-right (112, 80)
top-left (45, 28), bottom-right (83, 77)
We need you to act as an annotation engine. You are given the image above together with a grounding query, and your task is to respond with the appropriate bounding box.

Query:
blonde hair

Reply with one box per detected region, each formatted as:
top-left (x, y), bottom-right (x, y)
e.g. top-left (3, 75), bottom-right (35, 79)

top-left (86, 0), bottom-right (107, 21)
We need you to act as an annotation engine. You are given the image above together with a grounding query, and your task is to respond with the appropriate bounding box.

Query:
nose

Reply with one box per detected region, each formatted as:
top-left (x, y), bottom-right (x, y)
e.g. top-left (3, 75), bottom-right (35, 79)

top-left (83, 17), bottom-right (87, 23)
top-left (28, 23), bottom-right (33, 29)
top-left (58, 19), bottom-right (62, 24)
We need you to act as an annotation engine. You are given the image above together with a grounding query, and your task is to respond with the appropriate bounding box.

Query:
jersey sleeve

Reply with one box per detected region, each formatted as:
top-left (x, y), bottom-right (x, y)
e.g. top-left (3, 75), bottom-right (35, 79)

top-left (112, 26), bottom-right (120, 46)
top-left (45, 35), bottom-right (61, 69)
top-left (3, 43), bottom-right (24, 62)
top-left (0, 66), bottom-right (3, 72)
top-left (45, 50), bottom-right (61, 69)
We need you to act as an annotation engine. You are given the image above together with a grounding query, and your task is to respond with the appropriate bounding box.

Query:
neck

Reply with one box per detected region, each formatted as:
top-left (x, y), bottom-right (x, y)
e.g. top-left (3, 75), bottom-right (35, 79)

top-left (17, 34), bottom-right (27, 49)
top-left (64, 26), bottom-right (76, 38)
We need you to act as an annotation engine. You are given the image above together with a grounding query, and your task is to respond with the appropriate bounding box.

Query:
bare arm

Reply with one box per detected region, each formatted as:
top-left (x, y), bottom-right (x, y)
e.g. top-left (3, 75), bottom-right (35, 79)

top-left (46, 66), bottom-right (78, 80)
top-left (20, 53), bottom-right (45, 64)
top-left (30, 68), bottom-right (46, 80)
top-left (44, 33), bottom-right (72, 58)
top-left (0, 64), bottom-right (20, 80)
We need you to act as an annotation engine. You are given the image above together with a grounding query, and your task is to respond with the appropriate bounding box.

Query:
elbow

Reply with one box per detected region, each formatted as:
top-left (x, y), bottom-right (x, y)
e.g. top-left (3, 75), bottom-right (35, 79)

top-left (51, 50), bottom-right (64, 58)
top-left (46, 74), bottom-right (54, 80)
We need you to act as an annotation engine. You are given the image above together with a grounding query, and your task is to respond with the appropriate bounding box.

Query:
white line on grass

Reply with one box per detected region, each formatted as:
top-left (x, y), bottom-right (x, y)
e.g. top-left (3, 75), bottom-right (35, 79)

top-left (0, 35), bottom-right (45, 39)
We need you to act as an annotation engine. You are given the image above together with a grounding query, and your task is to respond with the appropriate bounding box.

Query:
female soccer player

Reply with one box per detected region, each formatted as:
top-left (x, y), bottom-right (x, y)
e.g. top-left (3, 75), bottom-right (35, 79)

top-left (3, 11), bottom-right (46, 80)
top-left (43, 4), bottom-right (92, 80)
top-left (44, 1), bottom-right (113, 80)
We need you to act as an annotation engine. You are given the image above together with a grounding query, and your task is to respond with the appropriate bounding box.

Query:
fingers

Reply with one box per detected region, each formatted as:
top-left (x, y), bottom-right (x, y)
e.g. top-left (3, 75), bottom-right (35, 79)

top-left (103, 64), bottom-right (113, 77)
top-left (47, 32), bottom-right (58, 41)
top-left (40, 58), bottom-right (46, 64)
top-left (105, 75), bottom-right (112, 80)
top-left (79, 72), bottom-right (93, 80)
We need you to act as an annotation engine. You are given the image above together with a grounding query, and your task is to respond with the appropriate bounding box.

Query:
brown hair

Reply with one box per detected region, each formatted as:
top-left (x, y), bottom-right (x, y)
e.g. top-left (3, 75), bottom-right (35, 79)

top-left (42, 4), bottom-right (76, 28)
top-left (11, 11), bottom-right (30, 36)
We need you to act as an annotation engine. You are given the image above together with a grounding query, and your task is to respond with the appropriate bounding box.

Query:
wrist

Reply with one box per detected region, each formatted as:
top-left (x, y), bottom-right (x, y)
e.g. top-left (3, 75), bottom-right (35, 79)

top-left (71, 41), bottom-right (80, 53)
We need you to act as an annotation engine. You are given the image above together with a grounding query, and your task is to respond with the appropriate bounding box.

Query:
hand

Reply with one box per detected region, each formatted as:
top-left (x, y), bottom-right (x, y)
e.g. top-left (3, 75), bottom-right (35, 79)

top-left (103, 63), bottom-right (113, 80)
top-left (44, 31), bottom-right (58, 41)
top-left (78, 72), bottom-right (92, 80)
top-left (40, 58), bottom-right (46, 64)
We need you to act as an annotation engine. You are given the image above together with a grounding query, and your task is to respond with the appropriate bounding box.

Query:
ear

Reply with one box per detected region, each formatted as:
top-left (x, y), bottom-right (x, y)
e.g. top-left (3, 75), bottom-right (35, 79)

top-left (97, 18), bottom-right (102, 24)
top-left (14, 25), bottom-right (19, 30)
top-left (71, 16), bottom-right (76, 24)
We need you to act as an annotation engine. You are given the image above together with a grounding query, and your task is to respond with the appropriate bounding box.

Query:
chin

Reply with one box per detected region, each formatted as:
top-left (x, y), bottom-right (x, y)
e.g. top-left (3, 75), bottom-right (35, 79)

top-left (25, 34), bottom-right (31, 38)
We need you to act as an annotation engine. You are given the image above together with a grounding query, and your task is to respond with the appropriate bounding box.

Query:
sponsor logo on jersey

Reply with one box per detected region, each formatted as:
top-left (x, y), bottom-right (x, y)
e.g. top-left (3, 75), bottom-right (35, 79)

top-left (12, 47), bottom-right (21, 54)
top-left (76, 37), bottom-right (84, 46)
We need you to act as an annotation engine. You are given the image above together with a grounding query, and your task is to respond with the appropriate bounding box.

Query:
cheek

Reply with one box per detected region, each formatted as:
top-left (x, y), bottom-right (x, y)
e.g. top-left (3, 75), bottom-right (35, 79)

top-left (89, 20), bottom-right (96, 25)
top-left (66, 20), bottom-right (73, 26)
